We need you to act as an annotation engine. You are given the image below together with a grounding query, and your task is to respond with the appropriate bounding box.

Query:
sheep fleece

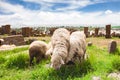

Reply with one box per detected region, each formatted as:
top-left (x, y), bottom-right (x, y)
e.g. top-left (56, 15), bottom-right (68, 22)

top-left (67, 31), bottom-right (86, 63)
top-left (29, 41), bottom-right (48, 65)
top-left (51, 28), bottom-right (70, 68)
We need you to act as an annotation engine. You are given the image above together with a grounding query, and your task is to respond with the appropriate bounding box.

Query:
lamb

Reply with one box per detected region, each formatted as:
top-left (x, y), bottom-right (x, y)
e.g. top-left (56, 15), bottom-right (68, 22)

top-left (29, 41), bottom-right (48, 66)
top-left (50, 28), bottom-right (70, 70)
top-left (66, 31), bottom-right (86, 64)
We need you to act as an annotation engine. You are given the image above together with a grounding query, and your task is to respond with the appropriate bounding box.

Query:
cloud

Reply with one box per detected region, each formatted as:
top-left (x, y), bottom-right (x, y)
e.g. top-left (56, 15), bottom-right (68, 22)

top-left (0, 1), bottom-right (25, 14)
top-left (105, 10), bottom-right (113, 14)
top-left (22, 0), bottom-right (120, 11)
top-left (0, 0), bottom-right (120, 27)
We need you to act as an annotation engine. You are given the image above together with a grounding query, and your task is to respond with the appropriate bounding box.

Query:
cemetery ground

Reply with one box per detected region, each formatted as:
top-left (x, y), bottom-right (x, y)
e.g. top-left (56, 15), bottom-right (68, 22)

top-left (0, 36), bottom-right (120, 80)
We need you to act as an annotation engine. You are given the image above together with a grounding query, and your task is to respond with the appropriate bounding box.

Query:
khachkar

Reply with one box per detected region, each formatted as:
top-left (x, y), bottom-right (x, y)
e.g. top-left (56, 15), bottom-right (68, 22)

top-left (84, 27), bottom-right (88, 37)
top-left (94, 28), bottom-right (99, 37)
top-left (22, 27), bottom-right (32, 37)
top-left (105, 24), bottom-right (111, 38)
top-left (1, 24), bottom-right (11, 35)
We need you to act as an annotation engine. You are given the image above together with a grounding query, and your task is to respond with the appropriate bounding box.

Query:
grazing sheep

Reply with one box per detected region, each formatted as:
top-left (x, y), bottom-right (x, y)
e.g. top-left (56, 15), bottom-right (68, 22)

top-left (50, 28), bottom-right (70, 70)
top-left (29, 41), bottom-right (48, 66)
top-left (66, 31), bottom-right (86, 64)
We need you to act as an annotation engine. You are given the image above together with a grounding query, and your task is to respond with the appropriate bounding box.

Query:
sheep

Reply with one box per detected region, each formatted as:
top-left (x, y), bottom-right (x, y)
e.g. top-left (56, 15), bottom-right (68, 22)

top-left (29, 41), bottom-right (48, 66)
top-left (66, 31), bottom-right (86, 64)
top-left (50, 28), bottom-right (70, 70)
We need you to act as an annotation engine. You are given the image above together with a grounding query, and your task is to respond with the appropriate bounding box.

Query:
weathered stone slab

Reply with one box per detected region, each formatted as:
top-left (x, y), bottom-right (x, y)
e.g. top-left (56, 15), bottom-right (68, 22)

top-left (105, 25), bottom-right (111, 38)
top-left (108, 40), bottom-right (117, 53)
top-left (84, 27), bottom-right (88, 37)
top-left (3, 35), bottom-right (25, 46)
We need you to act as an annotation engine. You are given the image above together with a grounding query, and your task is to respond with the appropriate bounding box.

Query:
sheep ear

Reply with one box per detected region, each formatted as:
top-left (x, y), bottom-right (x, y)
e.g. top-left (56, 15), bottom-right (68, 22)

top-left (61, 59), bottom-right (65, 64)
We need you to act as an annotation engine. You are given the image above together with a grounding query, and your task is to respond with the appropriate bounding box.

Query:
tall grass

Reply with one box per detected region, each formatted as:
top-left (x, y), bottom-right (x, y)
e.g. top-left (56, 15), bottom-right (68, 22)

top-left (0, 46), bottom-right (29, 65)
top-left (5, 53), bottom-right (29, 69)
top-left (0, 43), bottom-right (120, 80)
top-left (112, 56), bottom-right (120, 71)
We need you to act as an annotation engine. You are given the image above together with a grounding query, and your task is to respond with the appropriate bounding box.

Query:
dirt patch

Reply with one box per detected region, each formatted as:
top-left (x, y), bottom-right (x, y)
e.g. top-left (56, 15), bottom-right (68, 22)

top-left (0, 45), bottom-right (16, 51)
top-left (86, 37), bottom-right (120, 48)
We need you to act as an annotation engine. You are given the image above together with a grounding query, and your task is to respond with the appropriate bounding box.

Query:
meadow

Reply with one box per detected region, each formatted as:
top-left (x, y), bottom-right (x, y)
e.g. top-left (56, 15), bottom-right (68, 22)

top-left (0, 37), bottom-right (120, 80)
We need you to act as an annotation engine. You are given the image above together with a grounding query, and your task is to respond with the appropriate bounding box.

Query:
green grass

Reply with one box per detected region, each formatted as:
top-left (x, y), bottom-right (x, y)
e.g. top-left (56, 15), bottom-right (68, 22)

top-left (112, 26), bottom-right (120, 29)
top-left (0, 42), bottom-right (120, 80)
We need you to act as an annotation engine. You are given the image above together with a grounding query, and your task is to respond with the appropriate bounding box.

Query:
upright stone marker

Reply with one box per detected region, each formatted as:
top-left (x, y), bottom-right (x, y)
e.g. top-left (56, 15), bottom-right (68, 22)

top-left (22, 27), bottom-right (31, 37)
top-left (84, 27), bottom-right (88, 37)
top-left (1, 25), bottom-right (11, 35)
top-left (108, 40), bottom-right (117, 53)
top-left (94, 28), bottom-right (99, 37)
top-left (105, 25), bottom-right (111, 38)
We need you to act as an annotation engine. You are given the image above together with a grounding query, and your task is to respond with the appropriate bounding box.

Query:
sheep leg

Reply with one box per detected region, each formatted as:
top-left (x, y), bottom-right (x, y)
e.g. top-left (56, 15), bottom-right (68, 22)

top-left (36, 56), bottom-right (41, 64)
top-left (30, 56), bottom-right (34, 66)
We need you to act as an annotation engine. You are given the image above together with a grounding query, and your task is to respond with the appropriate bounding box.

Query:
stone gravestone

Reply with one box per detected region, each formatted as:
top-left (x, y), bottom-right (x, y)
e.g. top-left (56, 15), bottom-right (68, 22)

top-left (22, 27), bottom-right (31, 37)
top-left (84, 27), bottom-right (88, 37)
top-left (105, 25), bottom-right (111, 38)
top-left (94, 28), bottom-right (99, 37)
top-left (1, 25), bottom-right (11, 35)
top-left (108, 40), bottom-right (117, 53)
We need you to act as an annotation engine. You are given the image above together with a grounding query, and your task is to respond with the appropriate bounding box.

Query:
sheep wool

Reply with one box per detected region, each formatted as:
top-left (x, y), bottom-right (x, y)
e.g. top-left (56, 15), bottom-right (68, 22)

top-left (67, 31), bottom-right (86, 63)
top-left (29, 41), bottom-right (48, 65)
top-left (50, 28), bottom-right (70, 70)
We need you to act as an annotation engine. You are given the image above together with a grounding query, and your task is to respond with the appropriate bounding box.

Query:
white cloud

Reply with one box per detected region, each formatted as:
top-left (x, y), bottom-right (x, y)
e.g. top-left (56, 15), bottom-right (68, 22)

top-left (0, 0), bottom-right (120, 27)
top-left (0, 1), bottom-right (25, 13)
top-left (22, 0), bottom-right (119, 11)
top-left (105, 10), bottom-right (113, 14)
top-left (56, 0), bottom-right (92, 11)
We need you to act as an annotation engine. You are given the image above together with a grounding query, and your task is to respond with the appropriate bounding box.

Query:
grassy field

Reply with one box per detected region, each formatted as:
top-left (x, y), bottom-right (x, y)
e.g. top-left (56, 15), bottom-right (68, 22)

top-left (0, 37), bottom-right (120, 80)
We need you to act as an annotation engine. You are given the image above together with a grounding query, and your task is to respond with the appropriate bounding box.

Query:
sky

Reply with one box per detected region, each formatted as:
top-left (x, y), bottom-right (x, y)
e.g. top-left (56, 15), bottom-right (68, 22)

top-left (0, 0), bottom-right (120, 27)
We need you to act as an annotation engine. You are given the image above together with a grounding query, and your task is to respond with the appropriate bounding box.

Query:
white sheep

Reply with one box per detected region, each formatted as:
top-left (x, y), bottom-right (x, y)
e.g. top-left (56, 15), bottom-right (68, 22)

top-left (29, 41), bottom-right (48, 66)
top-left (66, 31), bottom-right (86, 64)
top-left (50, 28), bottom-right (70, 70)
